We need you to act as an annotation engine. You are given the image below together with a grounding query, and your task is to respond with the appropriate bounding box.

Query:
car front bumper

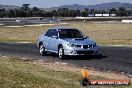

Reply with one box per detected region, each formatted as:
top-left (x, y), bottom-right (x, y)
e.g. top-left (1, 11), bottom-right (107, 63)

top-left (64, 47), bottom-right (98, 56)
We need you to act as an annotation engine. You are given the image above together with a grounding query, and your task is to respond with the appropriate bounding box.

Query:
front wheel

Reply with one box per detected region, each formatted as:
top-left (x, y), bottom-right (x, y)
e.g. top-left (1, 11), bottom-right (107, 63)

top-left (39, 44), bottom-right (47, 56)
top-left (58, 47), bottom-right (65, 60)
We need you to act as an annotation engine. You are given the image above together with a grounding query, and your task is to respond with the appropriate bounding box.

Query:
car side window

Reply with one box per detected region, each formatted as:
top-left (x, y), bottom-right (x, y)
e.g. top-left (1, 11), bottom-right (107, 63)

top-left (52, 29), bottom-right (58, 37)
top-left (45, 29), bottom-right (53, 37)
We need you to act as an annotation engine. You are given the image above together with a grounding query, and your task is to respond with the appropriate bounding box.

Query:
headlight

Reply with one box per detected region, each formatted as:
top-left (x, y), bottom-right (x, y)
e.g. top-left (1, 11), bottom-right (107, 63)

top-left (67, 43), bottom-right (75, 47)
top-left (93, 43), bottom-right (96, 47)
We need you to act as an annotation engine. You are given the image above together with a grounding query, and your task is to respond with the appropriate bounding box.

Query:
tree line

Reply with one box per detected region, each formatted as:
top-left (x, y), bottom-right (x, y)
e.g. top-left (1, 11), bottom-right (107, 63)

top-left (0, 4), bottom-right (132, 18)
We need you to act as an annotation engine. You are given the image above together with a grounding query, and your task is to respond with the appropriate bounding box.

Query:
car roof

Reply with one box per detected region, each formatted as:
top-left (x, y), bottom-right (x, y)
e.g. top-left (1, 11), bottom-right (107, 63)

top-left (49, 27), bottom-right (77, 30)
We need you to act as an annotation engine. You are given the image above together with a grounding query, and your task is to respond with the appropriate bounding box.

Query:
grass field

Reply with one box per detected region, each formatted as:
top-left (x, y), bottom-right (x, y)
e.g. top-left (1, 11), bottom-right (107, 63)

top-left (0, 56), bottom-right (80, 88)
top-left (0, 56), bottom-right (131, 88)
top-left (0, 22), bottom-right (132, 45)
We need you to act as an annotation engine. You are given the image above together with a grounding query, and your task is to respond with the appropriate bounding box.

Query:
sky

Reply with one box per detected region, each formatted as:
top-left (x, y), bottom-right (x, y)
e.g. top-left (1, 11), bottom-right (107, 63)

top-left (0, 0), bottom-right (132, 8)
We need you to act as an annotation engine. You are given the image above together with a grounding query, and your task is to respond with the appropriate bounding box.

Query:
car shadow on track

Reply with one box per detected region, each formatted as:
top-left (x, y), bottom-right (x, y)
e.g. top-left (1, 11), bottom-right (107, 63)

top-left (65, 54), bottom-right (107, 60)
top-left (46, 52), bottom-right (107, 60)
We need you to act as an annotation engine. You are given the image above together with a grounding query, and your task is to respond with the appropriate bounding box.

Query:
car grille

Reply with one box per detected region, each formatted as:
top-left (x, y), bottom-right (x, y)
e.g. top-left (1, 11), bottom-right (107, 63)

top-left (75, 45), bottom-right (93, 48)
top-left (83, 45), bottom-right (88, 48)
top-left (75, 45), bottom-right (82, 47)
top-left (77, 50), bottom-right (94, 54)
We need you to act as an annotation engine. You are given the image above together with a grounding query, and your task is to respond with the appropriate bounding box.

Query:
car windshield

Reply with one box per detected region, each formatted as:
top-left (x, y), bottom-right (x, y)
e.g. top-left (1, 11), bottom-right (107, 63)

top-left (59, 29), bottom-right (85, 38)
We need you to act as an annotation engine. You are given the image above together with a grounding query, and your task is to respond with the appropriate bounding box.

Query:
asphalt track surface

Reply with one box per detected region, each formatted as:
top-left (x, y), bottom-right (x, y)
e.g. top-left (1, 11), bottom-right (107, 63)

top-left (0, 43), bottom-right (132, 75)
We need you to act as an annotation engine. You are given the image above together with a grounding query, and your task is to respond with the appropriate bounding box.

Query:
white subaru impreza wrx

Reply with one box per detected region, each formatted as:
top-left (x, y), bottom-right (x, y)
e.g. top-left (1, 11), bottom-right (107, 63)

top-left (37, 27), bottom-right (98, 59)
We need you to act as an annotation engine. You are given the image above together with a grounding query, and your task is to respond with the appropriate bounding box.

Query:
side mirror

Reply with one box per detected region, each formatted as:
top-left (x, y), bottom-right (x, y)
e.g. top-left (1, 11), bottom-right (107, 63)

top-left (84, 36), bottom-right (89, 39)
top-left (86, 36), bottom-right (89, 38)
top-left (51, 35), bottom-right (58, 39)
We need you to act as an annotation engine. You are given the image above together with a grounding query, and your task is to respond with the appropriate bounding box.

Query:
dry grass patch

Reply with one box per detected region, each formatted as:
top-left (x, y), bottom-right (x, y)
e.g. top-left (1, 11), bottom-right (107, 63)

top-left (0, 56), bottom-right (131, 88)
top-left (0, 22), bottom-right (132, 45)
top-left (0, 56), bottom-right (81, 88)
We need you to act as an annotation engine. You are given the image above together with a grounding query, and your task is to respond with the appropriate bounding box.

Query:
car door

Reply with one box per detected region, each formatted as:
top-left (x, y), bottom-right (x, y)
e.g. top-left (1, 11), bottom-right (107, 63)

top-left (49, 29), bottom-right (58, 52)
top-left (43, 29), bottom-right (53, 50)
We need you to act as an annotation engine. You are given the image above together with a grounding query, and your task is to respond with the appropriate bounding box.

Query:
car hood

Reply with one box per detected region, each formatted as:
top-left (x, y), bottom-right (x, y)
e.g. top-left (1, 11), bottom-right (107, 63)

top-left (63, 38), bottom-right (95, 45)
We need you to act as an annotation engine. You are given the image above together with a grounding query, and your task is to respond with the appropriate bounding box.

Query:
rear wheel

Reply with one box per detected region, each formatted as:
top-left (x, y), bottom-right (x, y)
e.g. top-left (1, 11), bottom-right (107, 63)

top-left (39, 44), bottom-right (47, 56)
top-left (58, 46), bottom-right (65, 60)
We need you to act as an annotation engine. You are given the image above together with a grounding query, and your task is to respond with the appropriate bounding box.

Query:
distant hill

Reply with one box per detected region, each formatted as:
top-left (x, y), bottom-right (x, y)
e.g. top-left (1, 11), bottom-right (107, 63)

top-left (0, 4), bottom-right (19, 10)
top-left (49, 2), bottom-right (132, 10)
top-left (1, 2), bottom-right (132, 11)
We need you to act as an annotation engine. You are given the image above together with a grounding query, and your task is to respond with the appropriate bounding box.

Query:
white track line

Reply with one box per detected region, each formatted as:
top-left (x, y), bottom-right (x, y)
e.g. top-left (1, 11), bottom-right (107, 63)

top-left (99, 45), bottom-right (132, 47)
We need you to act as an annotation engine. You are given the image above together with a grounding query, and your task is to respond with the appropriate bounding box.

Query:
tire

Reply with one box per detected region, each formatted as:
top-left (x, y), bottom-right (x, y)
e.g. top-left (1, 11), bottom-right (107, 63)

top-left (58, 46), bottom-right (65, 60)
top-left (39, 44), bottom-right (47, 56)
